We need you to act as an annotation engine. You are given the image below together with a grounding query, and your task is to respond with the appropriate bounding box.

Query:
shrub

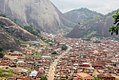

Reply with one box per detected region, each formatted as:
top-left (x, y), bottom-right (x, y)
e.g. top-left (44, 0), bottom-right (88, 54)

top-left (23, 26), bottom-right (39, 36)
top-left (0, 48), bottom-right (3, 52)
top-left (0, 53), bottom-right (4, 58)
top-left (0, 13), bottom-right (6, 17)
top-left (52, 51), bottom-right (57, 54)
top-left (40, 76), bottom-right (48, 80)
top-left (61, 44), bottom-right (68, 50)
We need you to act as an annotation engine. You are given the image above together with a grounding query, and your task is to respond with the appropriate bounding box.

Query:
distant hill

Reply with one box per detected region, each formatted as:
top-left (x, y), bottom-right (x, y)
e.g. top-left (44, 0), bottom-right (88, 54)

top-left (66, 8), bottom-right (119, 38)
top-left (0, 16), bottom-right (36, 50)
top-left (64, 8), bottom-right (103, 24)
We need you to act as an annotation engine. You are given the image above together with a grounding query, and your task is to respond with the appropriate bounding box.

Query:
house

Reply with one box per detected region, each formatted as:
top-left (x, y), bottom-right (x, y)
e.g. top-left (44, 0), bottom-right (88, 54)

top-left (30, 41), bottom-right (40, 46)
top-left (76, 73), bottom-right (94, 80)
top-left (29, 70), bottom-right (42, 79)
top-left (42, 56), bottom-right (51, 59)
top-left (22, 49), bottom-right (32, 54)
top-left (98, 74), bottom-right (115, 80)
top-left (13, 67), bottom-right (28, 74)
top-left (111, 58), bottom-right (119, 62)
top-left (8, 76), bottom-right (30, 80)
top-left (29, 70), bottom-right (38, 77)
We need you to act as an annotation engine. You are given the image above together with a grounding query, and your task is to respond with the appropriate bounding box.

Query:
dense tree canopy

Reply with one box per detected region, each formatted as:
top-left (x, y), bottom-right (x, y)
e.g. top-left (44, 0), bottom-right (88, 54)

top-left (109, 11), bottom-right (119, 35)
top-left (0, 48), bottom-right (3, 52)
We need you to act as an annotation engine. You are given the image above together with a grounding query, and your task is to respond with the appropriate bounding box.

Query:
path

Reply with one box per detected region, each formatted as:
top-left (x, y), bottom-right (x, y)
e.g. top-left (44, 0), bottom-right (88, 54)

top-left (47, 46), bottom-right (71, 80)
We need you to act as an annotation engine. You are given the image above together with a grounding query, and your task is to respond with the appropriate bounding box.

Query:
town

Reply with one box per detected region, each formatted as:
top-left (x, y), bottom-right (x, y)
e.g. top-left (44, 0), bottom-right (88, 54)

top-left (0, 34), bottom-right (119, 80)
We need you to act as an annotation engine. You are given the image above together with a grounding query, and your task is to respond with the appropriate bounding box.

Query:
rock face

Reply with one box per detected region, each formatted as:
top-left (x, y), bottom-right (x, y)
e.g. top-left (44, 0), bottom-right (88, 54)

top-left (66, 8), bottom-right (118, 38)
top-left (0, 0), bottom-right (73, 34)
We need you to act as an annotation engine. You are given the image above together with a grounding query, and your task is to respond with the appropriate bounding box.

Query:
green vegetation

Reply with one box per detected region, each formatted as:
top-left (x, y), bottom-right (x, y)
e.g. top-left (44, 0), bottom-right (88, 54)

top-left (0, 48), bottom-right (3, 52)
top-left (83, 30), bottom-right (97, 38)
top-left (27, 54), bottom-right (41, 58)
top-left (94, 77), bottom-right (100, 80)
top-left (40, 76), bottom-right (48, 80)
top-left (10, 49), bottom-right (15, 52)
top-left (0, 69), bottom-right (14, 77)
top-left (0, 21), bottom-right (6, 28)
top-left (23, 25), bottom-right (39, 36)
top-left (61, 44), bottom-right (68, 50)
top-left (52, 51), bottom-right (57, 54)
top-left (13, 19), bottom-right (22, 26)
top-left (0, 53), bottom-right (4, 58)
top-left (69, 78), bottom-right (74, 80)
top-left (0, 48), bottom-right (4, 58)
top-left (109, 11), bottom-right (119, 35)
top-left (93, 40), bottom-right (101, 43)
top-left (32, 53), bottom-right (41, 58)
top-left (115, 78), bottom-right (119, 80)
top-left (0, 13), bottom-right (6, 17)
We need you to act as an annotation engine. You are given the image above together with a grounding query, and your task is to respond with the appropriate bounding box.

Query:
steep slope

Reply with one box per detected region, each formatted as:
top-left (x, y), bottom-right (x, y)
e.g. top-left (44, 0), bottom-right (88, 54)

top-left (0, 16), bottom-right (37, 50)
top-left (64, 8), bottom-right (103, 24)
top-left (66, 9), bottom-right (118, 38)
top-left (0, 16), bottom-right (36, 41)
top-left (0, 0), bottom-right (73, 34)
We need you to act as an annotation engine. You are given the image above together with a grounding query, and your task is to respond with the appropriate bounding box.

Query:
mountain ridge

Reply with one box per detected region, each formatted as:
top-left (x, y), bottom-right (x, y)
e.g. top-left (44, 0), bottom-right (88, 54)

top-left (66, 8), bottom-right (119, 38)
top-left (64, 8), bottom-right (103, 24)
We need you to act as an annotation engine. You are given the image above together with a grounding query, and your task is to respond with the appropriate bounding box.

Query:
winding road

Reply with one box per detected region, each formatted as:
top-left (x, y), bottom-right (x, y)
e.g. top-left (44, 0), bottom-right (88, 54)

top-left (47, 46), bottom-right (71, 80)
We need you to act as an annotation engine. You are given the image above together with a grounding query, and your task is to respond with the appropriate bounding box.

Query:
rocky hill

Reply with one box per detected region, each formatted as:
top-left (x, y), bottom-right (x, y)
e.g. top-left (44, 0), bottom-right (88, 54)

top-left (0, 0), bottom-right (74, 34)
top-left (0, 29), bottom-right (18, 50)
top-left (0, 16), bottom-right (37, 50)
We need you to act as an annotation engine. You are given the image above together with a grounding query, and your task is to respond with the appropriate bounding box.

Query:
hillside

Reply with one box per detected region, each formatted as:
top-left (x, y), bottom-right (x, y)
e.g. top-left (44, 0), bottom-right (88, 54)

top-left (66, 9), bottom-right (119, 38)
top-left (64, 8), bottom-right (103, 24)
top-left (0, 16), bottom-right (37, 50)
top-left (0, 29), bottom-right (18, 50)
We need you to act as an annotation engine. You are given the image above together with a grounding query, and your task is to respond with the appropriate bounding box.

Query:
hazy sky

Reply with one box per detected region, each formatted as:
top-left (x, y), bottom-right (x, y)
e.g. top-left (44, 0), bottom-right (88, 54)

top-left (51, 0), bottom-right (119, 14)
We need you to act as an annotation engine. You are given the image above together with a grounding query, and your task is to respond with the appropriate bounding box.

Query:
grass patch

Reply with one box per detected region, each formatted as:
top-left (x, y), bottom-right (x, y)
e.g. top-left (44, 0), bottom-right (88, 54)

top-left (0, 69), bottom-right (14, 77)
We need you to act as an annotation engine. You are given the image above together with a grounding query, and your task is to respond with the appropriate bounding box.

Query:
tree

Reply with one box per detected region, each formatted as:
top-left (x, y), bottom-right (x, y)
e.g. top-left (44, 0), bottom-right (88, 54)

top-left (0, 53), bottom-right (4, 58)
top-left (40, 76), bottom-right (48, 80)
top-left (10, 49), bottom-right (14, 52)
top-left (69, 78), bottom-right (74, 80)
top-left (94, 76), bottom-right (100, 80)
top-left (109, 11), bottom-right (119, 35)
top-left (61, 44), bottom-right (68, 50)
top-left (52, 51), bottom-right (57, 54)
top-left (0, 13), bottom-right (6, 17)
top-left (0, 48), bottom-right (3, 52)
top-left (0, 48), bottom-right (4, 58)
top-left (23, 25), bottom-right (39, 36)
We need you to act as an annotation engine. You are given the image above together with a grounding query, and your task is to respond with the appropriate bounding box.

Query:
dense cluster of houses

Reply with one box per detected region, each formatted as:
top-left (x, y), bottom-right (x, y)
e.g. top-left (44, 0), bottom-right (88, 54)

top-left (0, 50), bottom-right (52, 79)
top-left (0, 38), bottom-right (64, 80)
top-left (1, 35), bottom-right (119, 80)
top-left (54, 36), bottom-right (119, 80)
